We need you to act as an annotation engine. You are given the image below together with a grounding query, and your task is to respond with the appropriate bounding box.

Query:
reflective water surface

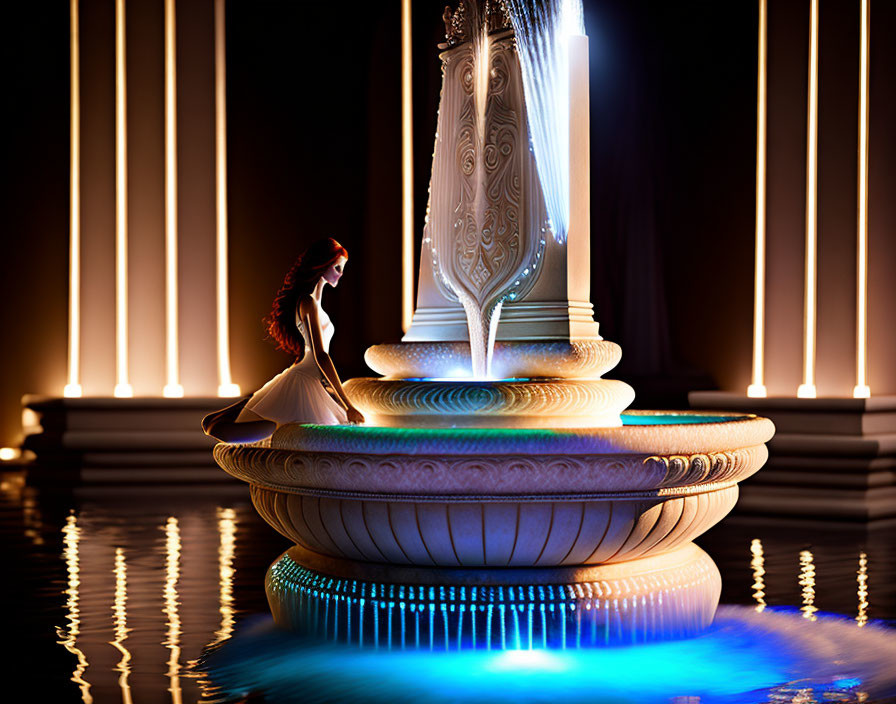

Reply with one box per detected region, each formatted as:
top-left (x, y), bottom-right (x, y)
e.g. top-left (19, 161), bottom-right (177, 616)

top-left (2, 468), bottom-right (894, 703)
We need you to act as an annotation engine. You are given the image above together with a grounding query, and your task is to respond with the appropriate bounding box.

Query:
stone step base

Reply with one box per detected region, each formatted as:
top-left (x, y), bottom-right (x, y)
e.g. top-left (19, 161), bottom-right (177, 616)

top-left (689, 391), bottom-right (896, 519)
top-left (22, 395), bottom-right (231, 483)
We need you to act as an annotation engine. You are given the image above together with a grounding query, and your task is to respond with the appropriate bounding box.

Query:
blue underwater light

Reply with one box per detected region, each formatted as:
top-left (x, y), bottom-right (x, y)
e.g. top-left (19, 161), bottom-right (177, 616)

top-left (200, 606), bottom-right (896, 704)
top-left (265, 552), bottom-right (721, 650)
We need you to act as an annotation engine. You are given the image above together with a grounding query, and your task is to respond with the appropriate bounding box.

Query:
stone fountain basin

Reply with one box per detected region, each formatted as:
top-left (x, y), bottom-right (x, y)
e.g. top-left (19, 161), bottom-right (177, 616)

top-left (214, 411), bottom-right (773, 568)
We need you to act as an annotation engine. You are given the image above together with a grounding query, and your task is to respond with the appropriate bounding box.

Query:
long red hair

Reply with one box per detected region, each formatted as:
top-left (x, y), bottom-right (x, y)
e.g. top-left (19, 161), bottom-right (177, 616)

top-left (265, 237), bottom-right (348, 358)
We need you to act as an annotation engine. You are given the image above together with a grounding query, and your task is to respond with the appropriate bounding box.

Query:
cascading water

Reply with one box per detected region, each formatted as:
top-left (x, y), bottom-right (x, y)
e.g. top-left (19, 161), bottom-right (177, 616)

top-left (456, 0), bottom-right (500, 378)
top-left (506, 0), bottom-right (585, 244)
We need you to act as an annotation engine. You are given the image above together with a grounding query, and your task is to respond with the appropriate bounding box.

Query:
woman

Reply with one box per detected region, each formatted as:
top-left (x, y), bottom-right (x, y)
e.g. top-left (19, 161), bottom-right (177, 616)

top-left (202, 238), bottom-right (364, 443)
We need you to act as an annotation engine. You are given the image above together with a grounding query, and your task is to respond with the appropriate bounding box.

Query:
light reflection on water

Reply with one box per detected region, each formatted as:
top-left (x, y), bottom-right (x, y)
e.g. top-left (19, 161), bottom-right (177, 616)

top-left (110, 546), bottom-right (132, 704)
top-left (858, 551), bottom-right (869, 629)
top-left (750, 538), bottom-right (766, 612)
top-left (164, 516), bottom-right (183, 704)
top-left (2, 477), bottom-right (286, 703)
top-left (1, 471), bottom-right (894, 702)
top-left (800, 549), bottom-right (818, 622)
top-left (212, 507), bottom-right (237, 646)
top-left (58, 511), bottom-right (92, 703)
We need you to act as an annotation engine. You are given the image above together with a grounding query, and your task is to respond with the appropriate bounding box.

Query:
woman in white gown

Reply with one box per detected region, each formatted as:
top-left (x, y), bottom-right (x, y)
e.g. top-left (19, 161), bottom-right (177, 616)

top-left (202, 238), bottom-right (364, 443)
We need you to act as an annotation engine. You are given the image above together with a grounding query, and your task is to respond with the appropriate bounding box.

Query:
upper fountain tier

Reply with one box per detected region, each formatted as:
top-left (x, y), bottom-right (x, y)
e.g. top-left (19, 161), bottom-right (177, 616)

top-left (375, 0), bottom-right (610, 381)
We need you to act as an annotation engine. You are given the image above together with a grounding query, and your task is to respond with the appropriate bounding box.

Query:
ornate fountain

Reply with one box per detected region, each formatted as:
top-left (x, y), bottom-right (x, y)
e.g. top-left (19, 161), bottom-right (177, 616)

top-left (214, 0), bottom-right (774, 648)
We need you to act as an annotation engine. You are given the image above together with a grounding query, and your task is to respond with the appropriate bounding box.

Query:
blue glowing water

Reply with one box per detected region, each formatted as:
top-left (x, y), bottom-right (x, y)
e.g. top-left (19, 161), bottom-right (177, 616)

top-left (199, 607), bottom-right (896, 703)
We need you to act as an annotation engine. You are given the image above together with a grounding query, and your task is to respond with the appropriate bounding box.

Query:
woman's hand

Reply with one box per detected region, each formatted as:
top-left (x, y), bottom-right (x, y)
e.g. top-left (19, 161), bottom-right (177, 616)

top-left (346, 406), bottom-right (365, 424)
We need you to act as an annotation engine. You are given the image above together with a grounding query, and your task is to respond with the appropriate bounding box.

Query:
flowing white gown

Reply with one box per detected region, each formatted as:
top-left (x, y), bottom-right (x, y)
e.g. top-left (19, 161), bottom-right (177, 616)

top-left (237, 303), bottom-right (348, 426)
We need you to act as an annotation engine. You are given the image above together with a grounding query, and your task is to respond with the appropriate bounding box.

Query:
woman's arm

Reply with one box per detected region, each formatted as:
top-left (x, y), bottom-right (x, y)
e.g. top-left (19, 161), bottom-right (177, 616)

top-left (298, 296), bottom-right (364, 423)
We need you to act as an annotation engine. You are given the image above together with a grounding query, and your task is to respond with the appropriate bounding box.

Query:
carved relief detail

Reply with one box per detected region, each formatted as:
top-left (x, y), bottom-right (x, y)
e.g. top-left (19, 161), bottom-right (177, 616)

top-left (427, 36), bottom-right (545, 312)
top-left (214, 443), bottom-right (768, 496)
top-left (443, 0), bottom-right (512, 48)
top-left (344, 377), bottom-right (634, 427)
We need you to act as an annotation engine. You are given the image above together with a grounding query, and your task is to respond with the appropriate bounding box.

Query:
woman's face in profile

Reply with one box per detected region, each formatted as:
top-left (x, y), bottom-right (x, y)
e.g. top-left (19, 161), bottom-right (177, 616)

top-left (322, 256), bottom-right (347, 287)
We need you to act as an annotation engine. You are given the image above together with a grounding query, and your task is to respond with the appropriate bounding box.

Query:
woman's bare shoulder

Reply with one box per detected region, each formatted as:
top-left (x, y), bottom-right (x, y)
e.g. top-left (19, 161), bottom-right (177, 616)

top-left (296, 294), bottom-right (317, 314)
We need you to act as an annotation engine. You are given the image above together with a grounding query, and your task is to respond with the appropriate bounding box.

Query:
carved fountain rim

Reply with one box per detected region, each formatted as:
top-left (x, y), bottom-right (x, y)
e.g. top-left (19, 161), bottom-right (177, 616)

top-left (214, 440), bottom-right (765, 496)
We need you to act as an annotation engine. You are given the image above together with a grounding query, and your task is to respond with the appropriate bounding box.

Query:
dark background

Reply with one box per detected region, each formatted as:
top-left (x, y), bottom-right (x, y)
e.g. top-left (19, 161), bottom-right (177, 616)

top-left (2, 0), bottom-right (895, 448)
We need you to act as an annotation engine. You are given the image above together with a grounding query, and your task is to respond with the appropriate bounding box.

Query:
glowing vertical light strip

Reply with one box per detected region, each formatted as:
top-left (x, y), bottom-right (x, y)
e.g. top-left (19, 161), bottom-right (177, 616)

top-left (798, 0), bottom-right (819, 399)
top-left (65, 0), bottom-right (82, 398)
top-left (163, 0), bottom-right (183, 398)
top-left (58, 512), bottom-right (93, 703)
top-left (799, 549), bottom-right (817, 621)
top-left (854, 0), bottom-right (871, 399)
top-left (401, 0), bottom-right (414, 334)
top-left (750, 538), bottom-right (767, 612)
top-left (748, 0), bottom-right (768, 399)
top-left (164, 517), bottom-right (183, 704)
top-left (110, 547), bottom-right (133, 704)
top-left (114, 0), bottom-right (132, 398)
top-left (213, 507), bottom-right (237, 644)
top-left (215, 0), bottom-right (240, 397)
top-left (856, 551), bottom-right (868, 627)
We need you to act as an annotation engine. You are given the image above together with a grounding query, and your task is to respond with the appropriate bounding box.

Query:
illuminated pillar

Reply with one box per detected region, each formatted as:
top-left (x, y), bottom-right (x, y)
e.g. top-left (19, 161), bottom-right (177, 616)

top-left (748, 0), bottom-right (768, 399)
top-left (854, 0), bottom-right (871, 399)
top-left (65, 0), bottom-right (82, 399)
top-left (215, 0), bottom-right (240, 397)
top-left (113, 0), bottom-right (133, 398)
top-left (401, 0), bottom-right (414, 334)
top-left (797, 0), bottom-right (820, 399)
top-left (163, 0), bottom-right (184, 398)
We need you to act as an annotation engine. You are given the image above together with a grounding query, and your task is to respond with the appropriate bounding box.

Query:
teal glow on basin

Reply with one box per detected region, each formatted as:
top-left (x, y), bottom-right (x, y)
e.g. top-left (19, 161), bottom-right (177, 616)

top-left (621, 413), bottom-right (744, 425)
top-left (268, 410), bottom-right (767, 456)
top-left (298, 411), bottom-right (752, 440)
